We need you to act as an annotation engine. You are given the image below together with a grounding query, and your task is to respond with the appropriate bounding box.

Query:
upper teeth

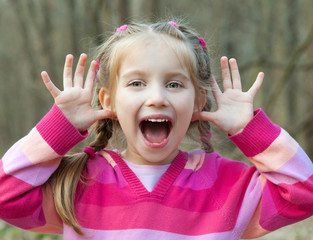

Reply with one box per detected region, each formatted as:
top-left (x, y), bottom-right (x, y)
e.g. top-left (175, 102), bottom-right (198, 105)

top-left (146, 119), bottom-right (168, 122)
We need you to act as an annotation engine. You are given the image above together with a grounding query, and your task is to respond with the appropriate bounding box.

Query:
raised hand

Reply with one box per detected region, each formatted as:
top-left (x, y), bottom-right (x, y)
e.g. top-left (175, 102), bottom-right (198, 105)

top-left (193, 56), bottom-right (264, 135)
top-left (41, 54), bottom-right (110, 132)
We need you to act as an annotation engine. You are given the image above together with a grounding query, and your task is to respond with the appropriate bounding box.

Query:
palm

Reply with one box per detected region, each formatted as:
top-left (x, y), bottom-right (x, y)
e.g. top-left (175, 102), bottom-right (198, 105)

top-left (54, 87), bottom-right (96, 131)
top-left (195, 57), bottom-right (264, 135)
top-left (41, 54), bottom-right (110, 132)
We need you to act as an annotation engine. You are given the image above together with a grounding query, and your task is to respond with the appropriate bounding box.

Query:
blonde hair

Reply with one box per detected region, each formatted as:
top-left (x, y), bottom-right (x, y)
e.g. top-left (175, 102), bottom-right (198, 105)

top-left (47, 20), bottom-right (213, 236)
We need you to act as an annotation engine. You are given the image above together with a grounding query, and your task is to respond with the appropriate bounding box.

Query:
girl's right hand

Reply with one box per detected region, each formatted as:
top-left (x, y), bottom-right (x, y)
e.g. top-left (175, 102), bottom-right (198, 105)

top-left (41, 54), bottom-right (110, 132)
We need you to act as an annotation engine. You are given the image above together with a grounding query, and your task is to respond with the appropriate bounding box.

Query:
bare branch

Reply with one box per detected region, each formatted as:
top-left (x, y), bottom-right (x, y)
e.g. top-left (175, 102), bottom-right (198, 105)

top-left (9, 0), bottom-right (39, 81)
top-left (264, 24), bottom-right (313, 113)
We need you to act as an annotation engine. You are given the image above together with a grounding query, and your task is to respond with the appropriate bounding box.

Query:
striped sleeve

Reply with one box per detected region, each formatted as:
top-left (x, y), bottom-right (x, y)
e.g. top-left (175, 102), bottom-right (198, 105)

top-left (0, 104), bottom-right (87, 233)
top-left (229, 109), bottom-right (313, 238)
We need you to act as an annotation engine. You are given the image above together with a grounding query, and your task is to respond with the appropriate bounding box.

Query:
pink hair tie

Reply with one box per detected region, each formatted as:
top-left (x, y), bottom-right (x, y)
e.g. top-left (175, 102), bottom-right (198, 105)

top-left (116, 24), bottom-right (128, 32)
top-left (83, 146), bottom-right (95, 158)
top-left (96, 60), bottom-right (100, 70)
top-left (95, 60), bottom-right (100, 82)
top-left (168, 21), bottom-right (178, 28)
top-left (199, 37), bottom-right (206, 49)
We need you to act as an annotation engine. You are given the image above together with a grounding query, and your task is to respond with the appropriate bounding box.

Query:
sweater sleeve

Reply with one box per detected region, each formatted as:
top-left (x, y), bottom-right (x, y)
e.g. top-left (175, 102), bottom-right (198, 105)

top-left (0, 104), bottom-right (87, 233)
top-left (229, 109), bottom-right (313, 238)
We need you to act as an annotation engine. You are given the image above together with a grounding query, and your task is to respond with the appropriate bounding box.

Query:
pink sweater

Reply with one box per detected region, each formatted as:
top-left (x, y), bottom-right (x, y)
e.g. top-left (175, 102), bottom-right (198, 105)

top-left (1, 105), bottom-right (313, 239)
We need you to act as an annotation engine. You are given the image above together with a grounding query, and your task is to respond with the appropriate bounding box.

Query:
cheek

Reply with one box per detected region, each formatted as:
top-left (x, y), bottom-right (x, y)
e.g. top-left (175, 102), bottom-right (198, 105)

top-left (115, 98), bottom-right (129, 122)
top-left (114, 91), bottom-right (140, 125)
top-left (175, 94), bottom-right (196, 125)
top-left (178, 91), bottom-right (196, 112)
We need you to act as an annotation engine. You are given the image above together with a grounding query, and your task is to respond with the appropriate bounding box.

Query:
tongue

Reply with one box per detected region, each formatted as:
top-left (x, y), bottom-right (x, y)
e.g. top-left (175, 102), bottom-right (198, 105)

top-left (143, 122), bottom-right (168, 143)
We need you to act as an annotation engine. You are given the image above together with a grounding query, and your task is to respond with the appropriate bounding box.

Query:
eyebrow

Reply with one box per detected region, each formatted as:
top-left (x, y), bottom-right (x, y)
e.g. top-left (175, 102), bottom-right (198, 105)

top-left (165, 72), bottom-right (190, 81)
top-left (119, 69), bottom-right (191, 86)
top-left (120, 70), bottom-right (147, 79)
top-left (121, 69), bottom-right (189, 79)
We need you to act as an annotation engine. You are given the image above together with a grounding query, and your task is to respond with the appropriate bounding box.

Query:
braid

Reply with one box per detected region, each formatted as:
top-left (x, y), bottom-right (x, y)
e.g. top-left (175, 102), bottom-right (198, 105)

top-left (48, 85), bottom-right (114, 236)
top-left (87, 85), bottom-right (114, 152)
top-left (89, 118), bottom-right (113, 152)
top-left (198, 103), bottom-right (214, 153)
top-left (176, 24), bottom-right (214, 153)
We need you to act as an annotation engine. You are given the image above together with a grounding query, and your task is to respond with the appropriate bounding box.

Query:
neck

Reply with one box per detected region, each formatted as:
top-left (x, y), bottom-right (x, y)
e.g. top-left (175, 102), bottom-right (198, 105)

top-left (120, 148), bottom-right (179, 166)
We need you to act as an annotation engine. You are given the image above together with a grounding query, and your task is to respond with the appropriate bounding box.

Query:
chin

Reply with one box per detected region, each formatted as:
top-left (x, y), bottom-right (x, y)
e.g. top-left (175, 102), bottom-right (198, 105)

top-left (140, 147), bottom-right (179, 165)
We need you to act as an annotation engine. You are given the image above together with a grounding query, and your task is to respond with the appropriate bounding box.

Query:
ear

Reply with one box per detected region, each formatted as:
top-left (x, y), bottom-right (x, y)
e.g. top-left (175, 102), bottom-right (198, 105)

top-left (192, 89), bottom-right (207, 121)
top-left (99, 88), bottom-right (117, 120)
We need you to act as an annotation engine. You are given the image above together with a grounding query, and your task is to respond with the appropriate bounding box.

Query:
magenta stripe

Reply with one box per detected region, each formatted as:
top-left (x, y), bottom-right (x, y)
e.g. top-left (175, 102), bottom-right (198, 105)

top-left (3, 206), bottom-right (45, 230)
top-left (0, 162), bottom-right (46, 228)
top-left (260, 176), bottom-right (313, 231)
top-left (36, 104), bottom-right (87, 155)
top-left (76, 201), bottom-right (238, 235)
top-left (229, 109), bottom-right (281, 157)
top-left (174, 153), bottom-right (248, 191)
top-left (86, 154), bottom-right (128, 188)
top-left (77, 181), bottom-right (134, 207)
top-left (277, 175), bottom-right (313, 205)
top-left (172, 169), bottom-right (214, 190)
top-left (175, 151), bottom-right (219, 191)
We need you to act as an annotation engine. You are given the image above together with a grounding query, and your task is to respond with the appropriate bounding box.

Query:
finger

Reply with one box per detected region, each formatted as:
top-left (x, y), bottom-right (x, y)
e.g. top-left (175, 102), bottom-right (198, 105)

top-left (63, 54), bottom-right (73, 89)
top-left (221, 56), bottom-right (232, 91)
top-left (247, 72), bottom-right (264, 97)
top-left (41, 71), bottom-right (61, 99)
top-left (84, 60), bottom-right (97, 90)
top-left (74, 53), bottom-right (88, 87)
top-left (229, 58), bottom-right (242, 91)
top-left (210, 75), bottom-right (222, 99)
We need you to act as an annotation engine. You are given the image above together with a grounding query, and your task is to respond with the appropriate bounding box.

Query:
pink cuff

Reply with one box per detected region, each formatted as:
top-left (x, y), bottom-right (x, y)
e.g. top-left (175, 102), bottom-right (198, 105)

top-left (36, 104), bottom-right (88, 155)
top-left (229, 109), bottom-right (281, 157)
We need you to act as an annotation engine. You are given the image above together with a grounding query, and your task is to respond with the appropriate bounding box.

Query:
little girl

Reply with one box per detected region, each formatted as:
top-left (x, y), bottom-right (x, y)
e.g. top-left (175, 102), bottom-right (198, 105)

top-left (1, 20), bottom-right (313, 240)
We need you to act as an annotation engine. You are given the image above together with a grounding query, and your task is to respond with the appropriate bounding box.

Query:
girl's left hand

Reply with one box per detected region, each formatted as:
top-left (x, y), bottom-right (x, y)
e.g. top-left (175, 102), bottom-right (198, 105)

top-left (193, 56), bottom-right (264, 135)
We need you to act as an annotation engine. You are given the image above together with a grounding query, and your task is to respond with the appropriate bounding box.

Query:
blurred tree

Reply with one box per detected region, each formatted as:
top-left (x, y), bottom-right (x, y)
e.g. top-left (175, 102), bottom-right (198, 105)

top-left (1, 0), bottom-right (313, 239)
top-left (285, 0), bottom-right (299, 124)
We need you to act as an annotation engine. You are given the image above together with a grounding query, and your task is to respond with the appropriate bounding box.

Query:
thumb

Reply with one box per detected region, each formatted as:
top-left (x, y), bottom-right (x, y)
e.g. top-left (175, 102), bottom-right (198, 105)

top-left (41, 71), bottom-right (61, 99)
top-left (192, 111), bottom-right (217, 123)
top-left (94, 109), bottom-right (116, 122)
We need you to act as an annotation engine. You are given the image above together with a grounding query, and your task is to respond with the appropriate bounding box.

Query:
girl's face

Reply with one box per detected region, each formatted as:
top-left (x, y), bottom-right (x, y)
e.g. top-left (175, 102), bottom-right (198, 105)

top-left (108, 39), bottom-right (198, 165)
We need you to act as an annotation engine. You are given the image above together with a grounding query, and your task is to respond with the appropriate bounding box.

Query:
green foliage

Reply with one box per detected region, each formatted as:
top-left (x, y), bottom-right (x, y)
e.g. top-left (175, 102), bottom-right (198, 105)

top-left (0, 221), bottom-right (62, 240)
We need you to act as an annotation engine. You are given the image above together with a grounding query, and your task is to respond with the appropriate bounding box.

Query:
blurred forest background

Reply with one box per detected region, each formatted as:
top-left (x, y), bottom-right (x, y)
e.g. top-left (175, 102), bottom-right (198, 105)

top-left (1, 0), bottom-right (313, 239)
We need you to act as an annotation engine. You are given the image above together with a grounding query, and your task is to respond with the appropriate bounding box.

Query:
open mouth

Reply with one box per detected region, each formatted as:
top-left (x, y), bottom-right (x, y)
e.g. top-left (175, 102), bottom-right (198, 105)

top-left (140, 118), bottom-right (172, 145)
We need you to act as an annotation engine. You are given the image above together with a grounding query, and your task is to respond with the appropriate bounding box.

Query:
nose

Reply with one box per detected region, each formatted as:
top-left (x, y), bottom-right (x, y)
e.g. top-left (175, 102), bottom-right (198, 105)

top-left (145, 85), bottom-right (169, 108)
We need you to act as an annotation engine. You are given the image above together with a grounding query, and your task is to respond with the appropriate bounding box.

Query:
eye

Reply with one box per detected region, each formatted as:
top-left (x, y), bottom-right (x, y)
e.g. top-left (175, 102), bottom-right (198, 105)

top-left (167, 82), bottom-right (182, 89)
top-left (129, 80), bottom-right (145, 87)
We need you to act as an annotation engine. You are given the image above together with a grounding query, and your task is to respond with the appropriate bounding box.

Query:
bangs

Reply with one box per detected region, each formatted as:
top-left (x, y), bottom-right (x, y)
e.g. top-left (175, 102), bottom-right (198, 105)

top-left (158, 34), bottom-right (198, 87)
top-left (108, 32), bottom-right (199, 95)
